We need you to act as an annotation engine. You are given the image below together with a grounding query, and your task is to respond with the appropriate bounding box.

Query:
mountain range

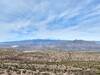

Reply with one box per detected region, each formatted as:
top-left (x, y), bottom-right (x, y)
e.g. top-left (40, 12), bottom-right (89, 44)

top-left (0, 39), bottom-right (100, 51)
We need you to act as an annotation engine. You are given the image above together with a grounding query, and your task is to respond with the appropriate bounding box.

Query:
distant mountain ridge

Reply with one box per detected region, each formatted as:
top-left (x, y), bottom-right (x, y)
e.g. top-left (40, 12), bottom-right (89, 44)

top-left (0, 39), bottom-right (100, 51)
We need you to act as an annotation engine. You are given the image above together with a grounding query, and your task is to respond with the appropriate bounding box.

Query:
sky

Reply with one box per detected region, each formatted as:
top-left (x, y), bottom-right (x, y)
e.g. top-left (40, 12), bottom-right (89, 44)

top-left (0, 0), bottom-right (100, 42)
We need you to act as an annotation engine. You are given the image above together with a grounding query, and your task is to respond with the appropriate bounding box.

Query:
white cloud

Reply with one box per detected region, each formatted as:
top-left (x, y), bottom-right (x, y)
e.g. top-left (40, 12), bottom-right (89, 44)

top-left (0, 0), bottom-right (100, 41)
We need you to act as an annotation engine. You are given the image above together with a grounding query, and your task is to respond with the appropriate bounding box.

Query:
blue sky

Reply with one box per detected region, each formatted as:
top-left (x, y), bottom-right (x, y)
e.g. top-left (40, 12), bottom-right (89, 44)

top-left (0, 0), bottom-right (100, 42)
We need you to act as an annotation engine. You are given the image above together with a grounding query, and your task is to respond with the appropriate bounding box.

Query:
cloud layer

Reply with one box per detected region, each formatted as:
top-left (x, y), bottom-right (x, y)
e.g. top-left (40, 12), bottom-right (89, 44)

top-left (0, 0), bottom-right (100, 42)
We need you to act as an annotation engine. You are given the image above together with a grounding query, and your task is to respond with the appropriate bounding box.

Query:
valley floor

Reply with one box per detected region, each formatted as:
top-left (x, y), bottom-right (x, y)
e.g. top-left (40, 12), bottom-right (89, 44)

top-left (0, 49), bottom-right (100, 75)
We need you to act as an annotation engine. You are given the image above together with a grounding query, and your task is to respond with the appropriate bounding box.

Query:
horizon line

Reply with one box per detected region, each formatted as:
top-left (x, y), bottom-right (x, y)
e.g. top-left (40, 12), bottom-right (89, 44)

top-left (0, 39), bottom-right (99, 43)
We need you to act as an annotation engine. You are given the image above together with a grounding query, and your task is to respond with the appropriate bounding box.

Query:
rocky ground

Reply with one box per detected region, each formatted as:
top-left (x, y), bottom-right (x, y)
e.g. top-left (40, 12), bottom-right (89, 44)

top-left (0, 49), bottom-right (100, 75)
top-left (0, 63), bottom-right (96, 75)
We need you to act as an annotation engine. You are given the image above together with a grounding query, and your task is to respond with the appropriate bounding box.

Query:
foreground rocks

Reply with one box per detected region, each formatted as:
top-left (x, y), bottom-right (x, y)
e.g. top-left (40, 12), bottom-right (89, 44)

top-left (0, 63), bottom-right (96, 75)
top-left (0, 50), bottom-right (99, 75)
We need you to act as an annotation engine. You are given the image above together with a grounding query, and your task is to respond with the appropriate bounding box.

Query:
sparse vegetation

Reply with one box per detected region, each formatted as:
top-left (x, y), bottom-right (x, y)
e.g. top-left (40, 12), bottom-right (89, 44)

top-left (0, 49), bottom-right (100, 75)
